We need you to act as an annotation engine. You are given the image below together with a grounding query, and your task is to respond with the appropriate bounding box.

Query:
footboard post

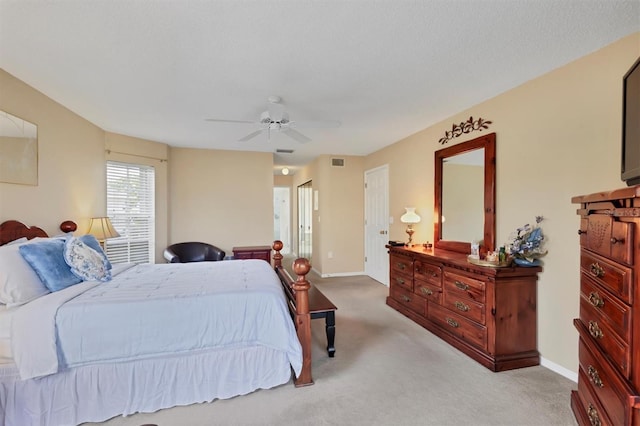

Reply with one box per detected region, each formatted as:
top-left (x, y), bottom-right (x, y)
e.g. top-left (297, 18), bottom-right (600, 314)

top-left (292, 258), bottom-right (313, 387)
top-left (272, 240), bottom-right (283, 269)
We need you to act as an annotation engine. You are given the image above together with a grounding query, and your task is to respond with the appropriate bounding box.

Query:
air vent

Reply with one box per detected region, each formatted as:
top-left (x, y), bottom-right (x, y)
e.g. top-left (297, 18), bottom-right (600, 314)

top-left (276, 149), bottom-right (295, 154)
top-left (331, 158), bottom-right (345, 167)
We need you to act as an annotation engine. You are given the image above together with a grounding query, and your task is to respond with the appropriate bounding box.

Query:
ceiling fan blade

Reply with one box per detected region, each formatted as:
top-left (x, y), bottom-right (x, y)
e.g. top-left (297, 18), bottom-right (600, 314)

top-left (288, 120), bottom-right (341, 128)
top-left (238, 130), bottom-right (264, 142)
top-left (282, 128), bottom-right (312, 144)
top-left (206, 118), bottom-right (256, 124)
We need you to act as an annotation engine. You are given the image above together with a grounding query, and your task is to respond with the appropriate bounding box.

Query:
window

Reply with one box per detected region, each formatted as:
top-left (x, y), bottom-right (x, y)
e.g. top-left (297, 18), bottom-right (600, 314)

top-left (106, 161), bottom-right (155, 264)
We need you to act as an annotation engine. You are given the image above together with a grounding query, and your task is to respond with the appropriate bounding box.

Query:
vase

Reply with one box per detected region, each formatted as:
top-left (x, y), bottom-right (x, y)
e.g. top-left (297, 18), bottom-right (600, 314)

top-left (513, 258), bottom-right (541, 267)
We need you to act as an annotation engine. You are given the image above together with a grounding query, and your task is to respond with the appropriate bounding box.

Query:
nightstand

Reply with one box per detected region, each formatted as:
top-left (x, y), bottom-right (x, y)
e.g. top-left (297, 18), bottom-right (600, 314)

top-left (232, 245), bottom-right (271, 263)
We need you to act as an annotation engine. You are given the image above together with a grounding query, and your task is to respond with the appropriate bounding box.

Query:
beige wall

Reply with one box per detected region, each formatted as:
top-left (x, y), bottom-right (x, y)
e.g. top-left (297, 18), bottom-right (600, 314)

top-left (168, 148), bottom-right (274, 255)
top-left (0, 68), bottom-right (105, 235)
top-left (365, 32), bottom-right (640, 374)
top-left (293, 155), bottom-right (364, 276)
top-left (1, 69), bottom-right (172, 263)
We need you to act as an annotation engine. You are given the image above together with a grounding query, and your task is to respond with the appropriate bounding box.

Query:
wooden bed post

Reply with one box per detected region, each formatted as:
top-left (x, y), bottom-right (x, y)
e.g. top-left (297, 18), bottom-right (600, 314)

top-left (271, 241), bottom-right (314, 387)
top-left (272, 240), bottom-right (283, 269)
top-left (292, 258), bottom-right (313, 387)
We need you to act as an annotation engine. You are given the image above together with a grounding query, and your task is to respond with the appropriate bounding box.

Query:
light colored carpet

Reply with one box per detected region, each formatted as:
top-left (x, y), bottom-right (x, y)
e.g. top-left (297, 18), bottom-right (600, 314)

top-left (88, 269), bottom-right (578, 426)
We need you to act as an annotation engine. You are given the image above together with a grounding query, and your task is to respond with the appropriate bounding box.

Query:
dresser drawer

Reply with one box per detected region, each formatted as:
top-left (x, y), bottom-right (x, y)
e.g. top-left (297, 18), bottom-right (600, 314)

top-left (580, 249), bottom-right (633, 305)
top-left (581, 215), bottom-right (634, 265)
top-left (390, 254), bottom-right (412, 275)
top-left (443, 289), bottom-right (485, 324)
top-left (443, 270), bottom-right (485, 304)
top-left (390, 285), bottom-right (426, 316)
top-left (579, 306), bottom-right (630, 378)
top-left (414, 260), bottom-right (442, 287)
top-left (579, 337), bottom-right (633, 426)
top-left (581, 275), bottom-right (631, 342)
top-left (577, 369), bottom-right (614, 426)
top-left (414, 279), bottom-right (442, 305)
top-left (429, 303), bottom-right (486, 350)
top-left (390, 269), bottom-right (413, 291)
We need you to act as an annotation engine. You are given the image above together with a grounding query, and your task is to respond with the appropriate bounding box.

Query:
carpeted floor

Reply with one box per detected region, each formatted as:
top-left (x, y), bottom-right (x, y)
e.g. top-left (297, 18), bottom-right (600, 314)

top-left (89, 269), bottom-right (578, 426)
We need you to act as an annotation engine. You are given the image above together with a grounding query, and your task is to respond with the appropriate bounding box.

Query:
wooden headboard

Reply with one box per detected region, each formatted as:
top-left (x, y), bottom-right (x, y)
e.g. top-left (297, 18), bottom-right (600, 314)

top-left (0, 220), bottom-right (78, 246)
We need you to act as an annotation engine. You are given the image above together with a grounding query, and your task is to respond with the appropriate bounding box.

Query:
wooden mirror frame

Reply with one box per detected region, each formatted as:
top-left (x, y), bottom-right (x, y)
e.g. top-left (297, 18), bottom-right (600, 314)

top-left (434, 132), bottom-right (496, 254)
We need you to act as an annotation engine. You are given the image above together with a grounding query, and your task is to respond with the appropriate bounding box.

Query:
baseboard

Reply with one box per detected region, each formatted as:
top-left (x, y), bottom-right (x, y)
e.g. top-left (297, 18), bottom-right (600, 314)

top-left (314, 269), bottom-right (365, 278)
top-left (540, 356), bottom-right (578, 383)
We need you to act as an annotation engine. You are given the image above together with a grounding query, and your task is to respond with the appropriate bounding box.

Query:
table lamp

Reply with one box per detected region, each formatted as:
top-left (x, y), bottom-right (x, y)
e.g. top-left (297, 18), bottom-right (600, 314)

top-left (400, 207), bottom-right (421, 246)
top-left (87, 217), bottom-right (120, 249)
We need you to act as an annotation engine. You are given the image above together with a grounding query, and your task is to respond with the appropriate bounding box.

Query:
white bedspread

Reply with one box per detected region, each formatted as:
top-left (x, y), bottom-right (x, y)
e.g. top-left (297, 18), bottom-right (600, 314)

top-left (12, 260), bottom-right (302, 380)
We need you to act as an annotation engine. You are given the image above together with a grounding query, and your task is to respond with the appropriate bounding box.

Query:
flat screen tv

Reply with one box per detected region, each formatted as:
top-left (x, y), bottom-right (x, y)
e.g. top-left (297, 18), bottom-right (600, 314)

top-left (621, 56), bottom-right (640, 186)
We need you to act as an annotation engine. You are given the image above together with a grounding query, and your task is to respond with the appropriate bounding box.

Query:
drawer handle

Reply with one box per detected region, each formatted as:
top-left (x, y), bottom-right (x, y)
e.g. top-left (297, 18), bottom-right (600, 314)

top-left (454, 301), bottom-right (470, 312)
top-left (588, 292), bottom-right (604, 308)
top-left (589, 263), bottom-right (605, 278)
top-left (578, 229), bottom-right (587, 235)
top-left (431, 272), bottom-right (439, 278)
top-left (396, 278), bottom-right (405, 285)
top-left (402, 295), bottom-right (411, 303)
top-left (420, 287), bottom-right (433, 296)
top-left (587, 403), bottom-right (601, 426)
top-left (587, 365), bottom-right (604, 388)
top-left (445, 317), bottom-right (459, 328)
top-left (396, 262), bottom-right (406, 270)
top-left (588, 321), bottom-right (604, 340)
top-left (454, 281), bottom-right (469, 291)
top-left (610, 237), bottom-right (624, 244)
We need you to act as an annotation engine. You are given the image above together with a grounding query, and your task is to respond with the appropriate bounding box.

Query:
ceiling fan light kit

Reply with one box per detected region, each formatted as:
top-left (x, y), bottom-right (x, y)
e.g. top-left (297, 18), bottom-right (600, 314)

top-left (206, 96), bottom-right (341, 143)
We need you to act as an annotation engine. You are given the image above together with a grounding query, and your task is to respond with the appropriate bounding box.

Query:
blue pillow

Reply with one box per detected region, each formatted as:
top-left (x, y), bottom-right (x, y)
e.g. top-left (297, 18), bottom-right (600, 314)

top-left (19, 239), bottom-right (82, 292)
top-left (78, 234), bottom-right (112, 270)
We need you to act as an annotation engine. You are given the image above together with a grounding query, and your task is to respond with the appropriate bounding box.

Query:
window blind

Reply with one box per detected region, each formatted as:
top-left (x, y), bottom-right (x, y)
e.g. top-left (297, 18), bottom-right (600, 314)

top-left (106, 161), bottom-right (155, 264)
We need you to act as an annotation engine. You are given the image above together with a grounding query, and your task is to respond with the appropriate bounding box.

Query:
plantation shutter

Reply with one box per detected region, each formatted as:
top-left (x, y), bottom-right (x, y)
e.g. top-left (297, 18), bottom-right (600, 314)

top-left (106, 161), bottom-right (155, 264)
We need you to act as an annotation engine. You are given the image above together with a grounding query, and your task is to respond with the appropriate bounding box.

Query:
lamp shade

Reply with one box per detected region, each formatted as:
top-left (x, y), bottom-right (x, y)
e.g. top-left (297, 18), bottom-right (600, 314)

top-left (87, 217), bottom-right (120, 241)
top-left (400, 207), bottom-right (421, 224)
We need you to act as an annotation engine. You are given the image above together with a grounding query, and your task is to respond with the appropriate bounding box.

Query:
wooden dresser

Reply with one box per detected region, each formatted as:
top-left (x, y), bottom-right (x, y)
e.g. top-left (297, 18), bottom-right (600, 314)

top-left (386, 245), bottom-right (541, 371)
top-left (571, 187), bottom-right (640, 426)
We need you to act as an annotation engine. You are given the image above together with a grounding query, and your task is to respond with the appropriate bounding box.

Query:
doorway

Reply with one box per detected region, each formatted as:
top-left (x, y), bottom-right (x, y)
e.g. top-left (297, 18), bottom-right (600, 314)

top-left (364, 165), bottom-right (389, 285)
top-left (297, 180), bottom-right (313, 260)
top-left (273, 186), bottom-right (291, 254)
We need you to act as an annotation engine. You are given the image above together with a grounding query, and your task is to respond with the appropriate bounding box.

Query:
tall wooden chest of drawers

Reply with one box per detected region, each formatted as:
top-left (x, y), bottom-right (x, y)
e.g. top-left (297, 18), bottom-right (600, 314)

top-left (386, 245), bottom-right (541, 371)
top-left (572, 187), bottom-right (640, 426)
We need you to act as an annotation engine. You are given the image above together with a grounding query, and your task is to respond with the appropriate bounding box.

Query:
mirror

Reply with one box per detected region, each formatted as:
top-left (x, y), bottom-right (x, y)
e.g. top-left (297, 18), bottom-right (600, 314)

top-left (434, 133), bottom-right (495, 254)
top-left (0, 110), bottom-right (38, 186)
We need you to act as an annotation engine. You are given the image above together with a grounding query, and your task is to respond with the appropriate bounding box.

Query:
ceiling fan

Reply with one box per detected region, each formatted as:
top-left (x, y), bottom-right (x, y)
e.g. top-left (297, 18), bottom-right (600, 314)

top-left (205, 96), bottom-right (341, 143)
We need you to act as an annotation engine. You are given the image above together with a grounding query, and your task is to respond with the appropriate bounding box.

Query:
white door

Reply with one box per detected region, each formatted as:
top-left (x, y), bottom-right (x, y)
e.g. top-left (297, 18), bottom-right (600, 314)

top-left (364, 165), bottom-right (389, 286)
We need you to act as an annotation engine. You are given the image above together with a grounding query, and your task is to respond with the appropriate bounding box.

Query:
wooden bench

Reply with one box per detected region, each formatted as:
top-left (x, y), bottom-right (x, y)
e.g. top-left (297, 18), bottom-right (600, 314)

top-left (308, 285), bottom-right (337, 357)
top-left (272, 241), bottom-right (337, 386)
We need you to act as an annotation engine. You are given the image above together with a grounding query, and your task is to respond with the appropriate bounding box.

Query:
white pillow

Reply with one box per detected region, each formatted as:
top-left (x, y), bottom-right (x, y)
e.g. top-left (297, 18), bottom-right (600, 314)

top-left (63, 237), bottom-right (111, 282)
top-left (0, 242), bottom-right (50, 306)
top-left (5, 237), bottom-right (28, 246)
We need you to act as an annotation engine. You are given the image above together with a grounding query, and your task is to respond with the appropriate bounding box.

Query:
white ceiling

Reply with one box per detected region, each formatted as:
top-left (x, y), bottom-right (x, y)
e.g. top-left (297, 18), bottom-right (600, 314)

top-left (1, 1), bottom-right (638, 173)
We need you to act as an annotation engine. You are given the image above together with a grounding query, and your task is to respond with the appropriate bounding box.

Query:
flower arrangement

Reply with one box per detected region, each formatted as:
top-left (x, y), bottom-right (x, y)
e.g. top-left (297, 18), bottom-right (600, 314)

top-left (505, 216), bottom-right (548, 264)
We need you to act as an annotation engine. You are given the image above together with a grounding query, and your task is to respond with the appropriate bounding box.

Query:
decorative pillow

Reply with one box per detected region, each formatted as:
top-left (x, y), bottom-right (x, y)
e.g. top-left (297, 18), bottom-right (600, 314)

top-left (0, 242), bottom-right (50, 306)
top-left (19, 239), bottom-right (82, 292)
top-left (63, 237), bottom-right (111, 282)
top-left (78, 234), bottom-right (112, 270)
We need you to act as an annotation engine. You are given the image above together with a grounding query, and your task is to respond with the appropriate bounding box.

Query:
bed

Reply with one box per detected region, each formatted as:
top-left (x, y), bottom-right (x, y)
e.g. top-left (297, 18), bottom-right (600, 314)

top-left (0, 220), bottom-right (313, 426)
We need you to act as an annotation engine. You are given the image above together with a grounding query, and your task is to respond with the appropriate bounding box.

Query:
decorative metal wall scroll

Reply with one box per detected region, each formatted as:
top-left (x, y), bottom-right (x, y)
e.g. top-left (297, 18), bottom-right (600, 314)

top-left (438, 116), bottom-right (492, 145)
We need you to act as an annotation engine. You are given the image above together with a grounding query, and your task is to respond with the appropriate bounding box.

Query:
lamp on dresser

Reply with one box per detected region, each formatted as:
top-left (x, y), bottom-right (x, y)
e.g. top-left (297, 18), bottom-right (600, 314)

top-left (87, 217), bottom-right (120, 249)
top-left (400, 207), bottom-right (420, 246)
